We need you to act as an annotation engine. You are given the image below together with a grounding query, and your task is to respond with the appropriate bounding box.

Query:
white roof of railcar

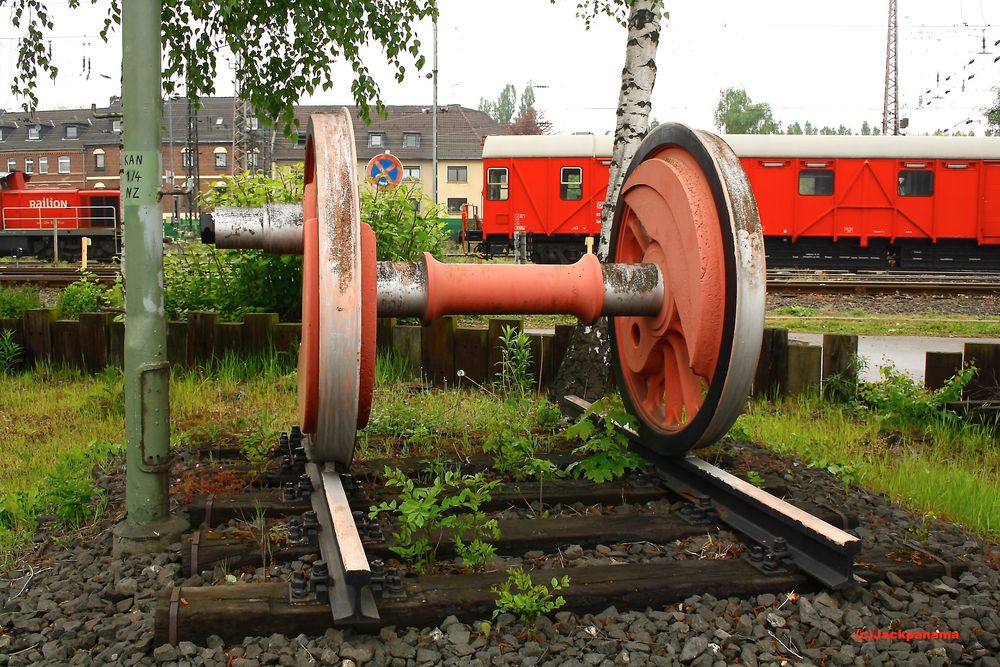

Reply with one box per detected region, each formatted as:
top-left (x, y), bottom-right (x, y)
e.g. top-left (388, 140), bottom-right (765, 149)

top-left (483, 133), bottom-right (1000, 161)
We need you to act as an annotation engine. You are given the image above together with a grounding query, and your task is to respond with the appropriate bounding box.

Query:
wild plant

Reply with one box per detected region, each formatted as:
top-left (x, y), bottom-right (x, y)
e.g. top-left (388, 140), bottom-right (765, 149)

top-left (0, 286), bottom-right (41, 318)
top-left (369, 467), bottom-right (501, 573)
top-left (55, 273), bottom-right (107, 319)
top-left (857, 363), bottom-right (976, 429)
top-left (494, 325), bottom-right (533, 399)
top-left (0, 329), bottom-right (23, 375)
top-left (492, 566), bottom-right (570, 627)
top-left (561, 400), bottom-right (645, 483)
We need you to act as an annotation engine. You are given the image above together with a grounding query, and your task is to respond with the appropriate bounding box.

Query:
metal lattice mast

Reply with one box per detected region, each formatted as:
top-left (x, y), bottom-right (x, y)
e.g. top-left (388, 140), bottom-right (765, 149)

top-left (882, 0), bottom-right (899, 135)
top-left (185, 95), bottom-right (201, 219)
top-left (232, 74), bottom-right (253, 173)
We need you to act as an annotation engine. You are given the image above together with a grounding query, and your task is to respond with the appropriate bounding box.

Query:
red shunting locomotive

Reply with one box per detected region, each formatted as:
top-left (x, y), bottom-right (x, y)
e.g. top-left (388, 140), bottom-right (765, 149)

top-left (0, 170), bottom-right (120, 261)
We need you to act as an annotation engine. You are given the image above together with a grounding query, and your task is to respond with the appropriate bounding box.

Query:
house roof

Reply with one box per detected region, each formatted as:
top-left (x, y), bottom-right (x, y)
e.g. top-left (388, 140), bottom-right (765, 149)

top-left (0, 100), bottom-right (122, 150)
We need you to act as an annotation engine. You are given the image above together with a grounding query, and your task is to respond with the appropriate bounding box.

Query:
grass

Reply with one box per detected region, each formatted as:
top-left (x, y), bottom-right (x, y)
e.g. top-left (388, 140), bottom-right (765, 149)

top-left (768, 310), bottom-right (1000, 338)
top-left (0, 357), bottom-right (298, 572)
top-left (733, 393), bottom-right (999, 540)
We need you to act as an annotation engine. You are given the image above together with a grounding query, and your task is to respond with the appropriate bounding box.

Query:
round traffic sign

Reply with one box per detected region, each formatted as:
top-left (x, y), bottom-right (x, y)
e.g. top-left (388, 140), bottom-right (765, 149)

top-left (365, 152), bottom-right (404, 188)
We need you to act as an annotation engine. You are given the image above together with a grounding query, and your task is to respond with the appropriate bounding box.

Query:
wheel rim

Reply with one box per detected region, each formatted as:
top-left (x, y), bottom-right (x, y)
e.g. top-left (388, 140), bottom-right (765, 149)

top-left (609, 124), bottom-right (765, 456)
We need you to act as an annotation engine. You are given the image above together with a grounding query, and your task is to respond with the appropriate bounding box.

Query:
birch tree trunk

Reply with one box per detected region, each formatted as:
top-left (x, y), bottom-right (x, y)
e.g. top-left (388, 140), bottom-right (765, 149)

top-left (549, 0), bottom-right (664, 405)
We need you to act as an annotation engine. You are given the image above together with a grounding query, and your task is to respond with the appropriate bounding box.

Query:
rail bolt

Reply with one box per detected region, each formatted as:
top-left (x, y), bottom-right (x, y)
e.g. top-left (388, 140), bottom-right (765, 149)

top-left (281, 482), bottom-right (298, 503)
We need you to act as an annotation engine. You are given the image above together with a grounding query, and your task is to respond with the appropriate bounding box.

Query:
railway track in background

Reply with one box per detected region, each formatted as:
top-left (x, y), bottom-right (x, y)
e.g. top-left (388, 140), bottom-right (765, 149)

top-left (0, 264), bottom-right (120, 286)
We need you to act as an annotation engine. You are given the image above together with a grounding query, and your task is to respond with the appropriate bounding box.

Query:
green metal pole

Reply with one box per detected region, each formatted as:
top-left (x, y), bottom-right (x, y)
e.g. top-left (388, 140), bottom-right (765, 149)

top-left (112, 0), bottom-right (188, 554)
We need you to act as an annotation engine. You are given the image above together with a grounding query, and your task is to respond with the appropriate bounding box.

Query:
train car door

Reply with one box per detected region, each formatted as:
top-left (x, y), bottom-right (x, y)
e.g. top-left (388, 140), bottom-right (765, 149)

top-left (982, 161), bottom-right (1000, 241)
top-left (933, 161), bottom-right (977, 240)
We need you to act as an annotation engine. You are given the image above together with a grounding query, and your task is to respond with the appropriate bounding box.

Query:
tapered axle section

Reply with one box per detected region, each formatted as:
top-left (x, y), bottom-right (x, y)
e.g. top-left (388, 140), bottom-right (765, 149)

top-left (376, 254), bottom-right (663, 324)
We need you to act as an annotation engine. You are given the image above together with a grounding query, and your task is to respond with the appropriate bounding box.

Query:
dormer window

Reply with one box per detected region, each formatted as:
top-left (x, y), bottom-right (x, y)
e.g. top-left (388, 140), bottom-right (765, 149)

top-left (0, 128), bottom-right (6, 141)
top-left (27, 125), bottom-right (40, 140)
top-left (65, 125), bottom-right (79, 139)
top-left (215, 117), bottom-right (224, 126)
top-left (368, 132), bottom-right (385, 148)
top-left (402, 132), bottom-right (421, 148)
top-left (112, 119), bottom-right (122, 133)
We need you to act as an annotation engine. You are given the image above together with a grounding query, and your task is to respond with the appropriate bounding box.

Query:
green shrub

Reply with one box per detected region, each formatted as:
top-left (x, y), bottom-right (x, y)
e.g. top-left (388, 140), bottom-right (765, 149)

top-left (56, 275), bottom-right (107, 319)
top-left (359, 183), bottom-right (449, 261)
top-left (858, 364), bottom-right (976, 428)
top-left (198, 165), bottom-right (304, 208)
top-left (0, 286), bottom-right (42, 318)
top-left (562, 400), bottom-right (645, 483)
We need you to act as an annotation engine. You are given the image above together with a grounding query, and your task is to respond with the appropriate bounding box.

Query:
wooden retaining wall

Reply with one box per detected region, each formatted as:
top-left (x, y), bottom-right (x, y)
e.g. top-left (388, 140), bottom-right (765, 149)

top-left (1, 311), bottom-right (997, 399)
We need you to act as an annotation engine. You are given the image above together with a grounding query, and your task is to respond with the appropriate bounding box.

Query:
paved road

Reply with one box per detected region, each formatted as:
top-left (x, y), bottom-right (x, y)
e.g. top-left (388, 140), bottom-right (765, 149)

top-left (788, 333), bottom-right (1000, 383)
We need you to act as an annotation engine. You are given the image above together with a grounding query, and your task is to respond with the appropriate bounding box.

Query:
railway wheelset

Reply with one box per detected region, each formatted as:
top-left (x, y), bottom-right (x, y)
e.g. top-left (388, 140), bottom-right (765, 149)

top-left (205, 110), bottom-right (860, 624)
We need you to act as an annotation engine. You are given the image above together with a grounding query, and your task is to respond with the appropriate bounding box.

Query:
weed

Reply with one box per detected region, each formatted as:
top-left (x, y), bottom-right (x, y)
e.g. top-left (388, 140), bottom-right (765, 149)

top-left (0, 329), bottom-right (23, 374)
top-left (375, 351), bottom-right (412, 386)
top-left (780, 305), bottom-right (815, 317)
top-left (745, 470), bottom-right (764, 488)
top-left (858, 364), bottom-right (976, 428)
top-left (55, 274), bottom-right (108, 319)
top-left (562, 400), bottom-right (645, 483)
top-left (495, 325), bottom-right (533, 399)
top-left (534, 399), bottom-right (562, 432)
top-left (491, 566), bottom-right (570, 626)
top-left (369, 467), bottom-right (501, 573)
top-left (0, 286), bottom-right (41, 318)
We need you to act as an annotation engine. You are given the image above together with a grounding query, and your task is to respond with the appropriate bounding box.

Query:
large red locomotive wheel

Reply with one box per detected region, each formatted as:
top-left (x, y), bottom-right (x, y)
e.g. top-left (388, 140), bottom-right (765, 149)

top-left (609, 124), bottom-right (765, 456)
top-left (297, 111), bottom-right (376, 467)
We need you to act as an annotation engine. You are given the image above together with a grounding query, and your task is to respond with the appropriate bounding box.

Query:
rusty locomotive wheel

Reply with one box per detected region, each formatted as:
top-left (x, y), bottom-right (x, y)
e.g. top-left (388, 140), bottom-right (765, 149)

top-left (298, 111), bottom-right (376, 467)
top-left (608, 124), bottom-right (766, 456)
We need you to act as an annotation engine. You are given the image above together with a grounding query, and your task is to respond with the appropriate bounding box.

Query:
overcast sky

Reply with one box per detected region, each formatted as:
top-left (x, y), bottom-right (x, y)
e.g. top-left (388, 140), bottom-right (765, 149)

top-left (1, 0), bottom-right (997, 136)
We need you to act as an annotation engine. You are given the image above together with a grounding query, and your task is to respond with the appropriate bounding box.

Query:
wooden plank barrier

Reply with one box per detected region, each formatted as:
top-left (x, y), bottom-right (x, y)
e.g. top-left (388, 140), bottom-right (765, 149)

top-left (822, 333), bottom-right (859, 400)
top-left (242, 313), bottom-right (277, 355)
top-left (421, 316), bottom-right (457, 386)
top-left (787, 342), bottom-right (822, 396)
top-left (50, 320), bottom-right (81, 369)
top-left (391, 325), bottom-right (421, 378)
top-left (752, 327), bottom-right (789, 398)
top-left (924, 351), bottom-right (964, 391)
top-left (23, 308), bottom-right (54, 365)
top-left (963, 343), bottom-right (1000, 400)
top-left (453, 327), bottom-right (488, 387)
top-left (78, 312), bottom-right (111, 373)
top-left (186, 311), bottom-right (217, 366)
top-left (167, 321), bottom-right (188, 368)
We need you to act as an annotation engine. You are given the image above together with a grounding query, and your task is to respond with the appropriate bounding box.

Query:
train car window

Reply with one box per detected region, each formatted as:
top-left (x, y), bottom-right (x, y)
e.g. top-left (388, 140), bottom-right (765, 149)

top-left (447, 197), bottom-right (467, 214)
top-left (402, 132), bottom-right (421, 148)
top-left (24, 158), bottom-right (34, 174)
top-left (798, 169), bottom-right (834, 196)
top-left (38, 157), bottom-right (48, 174)
top-left (561, 167), bottom-right (583, 200)
top-left (898, 170), bottom-right (934, 197)
top-left (403, 165), bottom-right (421, 181)
top-left (487, 168), bottom-right (509, 201)
top-left (368, 132), bottom-right (385, 148)
top-left (447, 166), bottom-right (468, 183)
top-left (58, 156), bottom-right (70, 174)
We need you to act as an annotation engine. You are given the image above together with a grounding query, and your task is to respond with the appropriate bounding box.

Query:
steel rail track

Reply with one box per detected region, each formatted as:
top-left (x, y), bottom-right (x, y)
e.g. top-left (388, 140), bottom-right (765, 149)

top-left (0, 265), bottom-right (120, 286)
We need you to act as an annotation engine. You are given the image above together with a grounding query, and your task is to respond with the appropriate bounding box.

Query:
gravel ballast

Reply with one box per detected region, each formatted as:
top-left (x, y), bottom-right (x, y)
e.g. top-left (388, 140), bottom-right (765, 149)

top-left (2, 441), bottom-right (998, 667)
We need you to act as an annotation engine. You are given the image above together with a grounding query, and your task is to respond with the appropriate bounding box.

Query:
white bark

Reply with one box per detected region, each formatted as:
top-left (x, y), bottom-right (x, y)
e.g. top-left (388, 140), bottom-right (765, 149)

top-left (597, 0), bottom-right (663, 260)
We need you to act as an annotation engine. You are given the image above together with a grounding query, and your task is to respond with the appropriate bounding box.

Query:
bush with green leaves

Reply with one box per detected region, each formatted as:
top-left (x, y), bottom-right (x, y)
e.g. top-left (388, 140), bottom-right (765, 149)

top-left (858, 363), bottom-right (977, 428)
top-left (369, 467), bottom-right (501, 573)
top-left (0, 286), bottom-right (41, 318)
top-left (359, 183), bottom-right (449, 261)
top-left (561, 400), bottom-right (645, 483)
top-left (492, 566), bottom-right (570, 626)
top-left (55, 274), bottom-right (108, 319)
top-left (198, 165), bottom-right (305, 209)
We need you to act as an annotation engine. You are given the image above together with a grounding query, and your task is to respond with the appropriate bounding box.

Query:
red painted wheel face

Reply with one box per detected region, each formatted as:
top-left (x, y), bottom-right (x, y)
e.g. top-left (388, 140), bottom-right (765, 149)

top-left (614, 146), bottom-right (727, 433)
top-left (297, 137), bottom-right (320, 433)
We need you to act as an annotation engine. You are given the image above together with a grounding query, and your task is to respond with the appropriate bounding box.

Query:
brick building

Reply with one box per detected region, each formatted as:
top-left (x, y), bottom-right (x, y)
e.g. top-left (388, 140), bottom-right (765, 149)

top-left (1, 97), bottom-right (503, 219)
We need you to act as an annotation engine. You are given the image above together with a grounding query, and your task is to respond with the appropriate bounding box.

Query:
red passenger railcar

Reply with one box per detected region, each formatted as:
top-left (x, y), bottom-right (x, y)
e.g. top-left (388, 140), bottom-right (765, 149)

top-left (0, 171), bottom-right (120, 260)
top-left (478, 133), bottom-right (1000, 269)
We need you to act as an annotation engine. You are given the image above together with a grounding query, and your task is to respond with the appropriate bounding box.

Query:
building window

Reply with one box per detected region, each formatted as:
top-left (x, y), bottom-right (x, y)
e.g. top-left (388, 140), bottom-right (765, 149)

top-left (27, 125), bottom-right (40, 140)
top-left (182, 148), bottom-right (193, 168)
top-left (112, 119), bottom-right (122, 133)
top-left (24, 158), bottom-right (34, 174)
top-left (297, 133), bottom-right (307, 146)
top-left (403, 165), bottom-right (421, 181)
top-left (65, 125), bottom-right (79, 139)
top-left (487, 168), bottom-right (509, 201)
top-left (402, 132), bottom-right (421, 148)
top-left (898, 170), bottom-right (934, 197)
top-left (248, 149), bottom-right (259, 169)
top-left (560, 167), bottom-right (583, 200)
top-left (7, 158), bottom-right (16, 172)
top-left (798, 169), bottom-right (834, 196)
top-left (215, 117), bottom-right (224, 126)
top-left (214, 148), bottom-right (228, 169)
top-left (38, 157), bottom-right (48, 174)
top-left (58, 156), bottom-right (71, 173)
top-left (447, 197), bottom-right (468, 214)
top-left (368, 132), bottom-right (385, 148)
top-left (249, 117), bottom-right (259, 130)
top-left (0, 128), bottom-right (6, 141)
top-left (93, 149), bottom-right (105, 171)
top-left (447, 165), bottom-right (468, 183)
